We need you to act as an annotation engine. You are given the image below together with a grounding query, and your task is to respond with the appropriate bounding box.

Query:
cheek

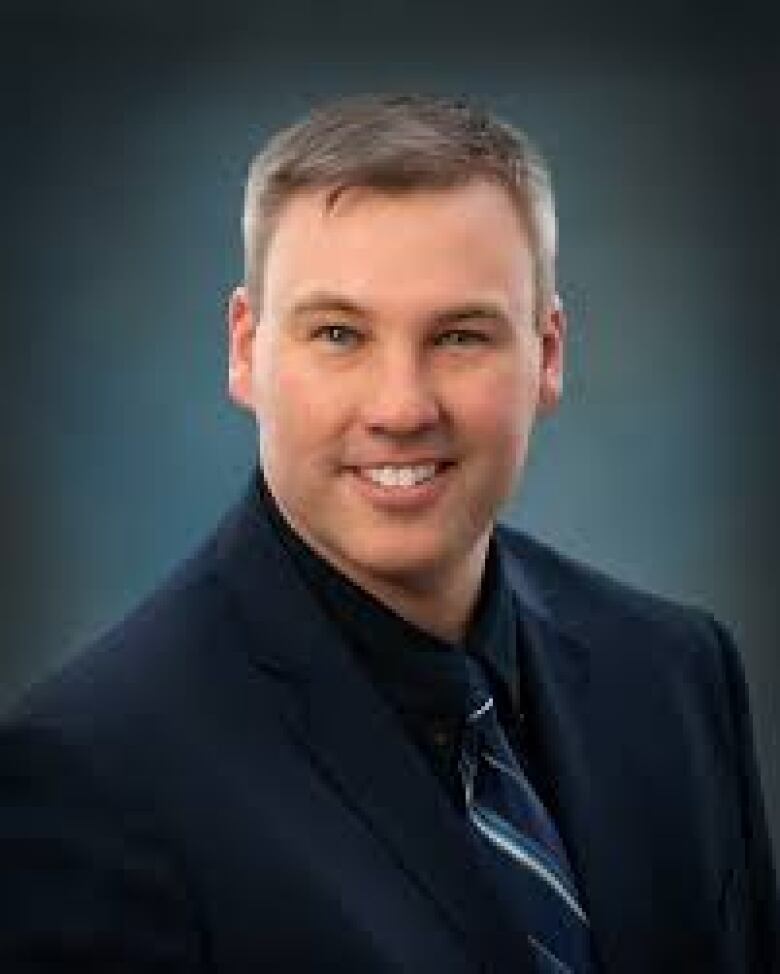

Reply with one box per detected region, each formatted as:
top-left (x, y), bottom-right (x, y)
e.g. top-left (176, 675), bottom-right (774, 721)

top-left (453, 362), bottom-right (539, 449)
top-left (258, 357), bottom-right (348, 458)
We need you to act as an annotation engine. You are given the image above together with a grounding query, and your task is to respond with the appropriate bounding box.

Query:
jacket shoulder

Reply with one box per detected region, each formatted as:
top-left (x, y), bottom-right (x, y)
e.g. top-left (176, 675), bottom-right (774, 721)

top-left (6, 531), bottom-right (232, 737)
top-left (497, 522), bottom-right (710, 629)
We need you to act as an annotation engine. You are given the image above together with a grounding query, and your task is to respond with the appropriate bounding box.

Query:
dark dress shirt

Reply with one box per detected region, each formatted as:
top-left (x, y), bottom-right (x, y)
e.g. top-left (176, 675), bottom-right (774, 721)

top-left (256, 471), bottom-right (542, 807)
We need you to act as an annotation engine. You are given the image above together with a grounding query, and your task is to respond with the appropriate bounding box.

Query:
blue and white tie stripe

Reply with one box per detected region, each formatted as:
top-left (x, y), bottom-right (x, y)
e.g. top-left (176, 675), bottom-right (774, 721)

top-left (459, 680), bottom-right (595, 973)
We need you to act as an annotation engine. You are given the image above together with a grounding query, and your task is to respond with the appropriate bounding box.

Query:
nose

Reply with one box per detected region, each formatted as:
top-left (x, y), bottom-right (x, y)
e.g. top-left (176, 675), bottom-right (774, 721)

top-left (361, 346), bottom-right (442, 438)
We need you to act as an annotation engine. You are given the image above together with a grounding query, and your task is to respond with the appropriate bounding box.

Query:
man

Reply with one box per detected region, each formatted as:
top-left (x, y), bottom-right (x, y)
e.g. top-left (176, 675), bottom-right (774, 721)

top-left (1, 94), bottom-right (776, 972)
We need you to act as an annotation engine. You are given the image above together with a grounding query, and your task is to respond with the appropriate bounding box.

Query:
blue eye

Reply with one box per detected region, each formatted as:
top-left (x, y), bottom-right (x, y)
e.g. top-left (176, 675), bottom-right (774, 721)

top-left (436, 329), bottom-right (489, 347)
top-left (313, 323), bottom-right (361, 346)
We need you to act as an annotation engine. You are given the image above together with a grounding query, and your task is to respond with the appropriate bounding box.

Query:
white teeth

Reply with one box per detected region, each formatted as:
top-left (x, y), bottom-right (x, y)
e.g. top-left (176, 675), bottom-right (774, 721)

top-left (363, 464), bottom-right (438, 488)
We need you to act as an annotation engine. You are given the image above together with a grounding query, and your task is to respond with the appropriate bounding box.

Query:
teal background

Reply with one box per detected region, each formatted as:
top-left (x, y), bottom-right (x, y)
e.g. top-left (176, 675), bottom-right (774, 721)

top-left (2, 3), bottom-right (778, 852)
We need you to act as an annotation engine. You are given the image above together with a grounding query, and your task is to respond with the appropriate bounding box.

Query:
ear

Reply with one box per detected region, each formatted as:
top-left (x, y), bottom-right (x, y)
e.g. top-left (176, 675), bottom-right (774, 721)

top-left (537, 293), bottom-right (566, 414)
top-left (227, 285), bottom-right (256, 413)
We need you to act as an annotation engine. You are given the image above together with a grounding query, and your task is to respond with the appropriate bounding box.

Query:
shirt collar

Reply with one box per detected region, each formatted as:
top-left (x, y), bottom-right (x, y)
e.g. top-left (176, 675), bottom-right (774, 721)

top-left (254, 468), bottom-right (518, 720)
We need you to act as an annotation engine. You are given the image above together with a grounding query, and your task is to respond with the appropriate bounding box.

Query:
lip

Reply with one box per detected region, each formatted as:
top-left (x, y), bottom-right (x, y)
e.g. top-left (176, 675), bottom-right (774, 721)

top-left (346, 461), bottom-right (454, 513)
top-left (347, 458), bottom-right (451, 468)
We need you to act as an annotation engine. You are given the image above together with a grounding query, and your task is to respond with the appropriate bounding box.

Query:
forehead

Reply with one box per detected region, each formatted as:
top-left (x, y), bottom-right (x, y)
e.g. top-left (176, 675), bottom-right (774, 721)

top-left (261, 179), bottom-right (534, 315)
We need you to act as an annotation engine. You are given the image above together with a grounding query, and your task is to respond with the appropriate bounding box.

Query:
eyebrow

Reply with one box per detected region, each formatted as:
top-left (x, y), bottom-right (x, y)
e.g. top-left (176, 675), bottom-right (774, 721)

top-left (288, 293), bottom-right (368, 319)
top-left (288, 292), bottom-right (510, 327)
top-left (430, 303), bottom-right (510, 328)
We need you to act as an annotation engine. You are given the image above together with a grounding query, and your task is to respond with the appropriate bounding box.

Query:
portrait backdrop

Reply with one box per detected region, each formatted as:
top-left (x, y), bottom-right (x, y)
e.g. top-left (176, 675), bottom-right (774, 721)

top-left (2, 1), bottom-right (778, 852)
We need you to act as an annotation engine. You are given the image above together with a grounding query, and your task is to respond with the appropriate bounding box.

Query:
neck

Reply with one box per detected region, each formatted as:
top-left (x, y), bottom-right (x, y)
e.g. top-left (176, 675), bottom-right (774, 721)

top-left (267, 488), bottom-right (490, 644)
top-left (350, 545), bottom-right (489, 644)
top-left (263, 475), bottom-right (492, 643)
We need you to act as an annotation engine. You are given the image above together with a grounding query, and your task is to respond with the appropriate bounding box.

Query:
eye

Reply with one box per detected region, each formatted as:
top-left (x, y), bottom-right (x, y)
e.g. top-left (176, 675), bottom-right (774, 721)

top-left (311, 323), bottom-right (362, 347)
top-left (435, 329), bottom-right (490, 347)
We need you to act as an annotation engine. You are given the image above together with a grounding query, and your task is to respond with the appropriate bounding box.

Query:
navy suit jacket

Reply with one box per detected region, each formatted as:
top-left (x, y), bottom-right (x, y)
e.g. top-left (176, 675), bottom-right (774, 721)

top-left (1, 485), bottom-right (777, 972)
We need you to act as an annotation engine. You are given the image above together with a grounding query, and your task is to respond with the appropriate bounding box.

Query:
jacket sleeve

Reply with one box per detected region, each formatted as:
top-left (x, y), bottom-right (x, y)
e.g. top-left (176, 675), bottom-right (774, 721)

top-left (713, 620), bottom-right (779, 973)
top-left (0, 721), bottom-right (207, 970)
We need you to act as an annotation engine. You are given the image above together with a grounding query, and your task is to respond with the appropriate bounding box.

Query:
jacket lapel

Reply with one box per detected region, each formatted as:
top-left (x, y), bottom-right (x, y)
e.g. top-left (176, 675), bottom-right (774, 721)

top-left (505, 547), bottom-right (682, 974)
top-left (515, 604), bottom-right (621, 970)
top-left (215, 489), bottom-right (538, 972)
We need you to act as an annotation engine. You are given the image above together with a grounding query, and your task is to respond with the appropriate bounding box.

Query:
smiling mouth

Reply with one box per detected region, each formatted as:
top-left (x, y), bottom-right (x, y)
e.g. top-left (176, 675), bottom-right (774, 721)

top-left (354, 462), bottom-right (451, 488)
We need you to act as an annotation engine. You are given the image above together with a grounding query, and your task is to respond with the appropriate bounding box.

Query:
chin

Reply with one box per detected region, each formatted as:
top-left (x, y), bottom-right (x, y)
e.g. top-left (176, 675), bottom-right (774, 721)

top-left (340, 536), bottom-right (464, 587)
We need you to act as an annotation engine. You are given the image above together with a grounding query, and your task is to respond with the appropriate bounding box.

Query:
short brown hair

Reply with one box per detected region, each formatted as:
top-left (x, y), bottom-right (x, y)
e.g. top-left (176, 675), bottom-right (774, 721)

top-left (243, 94), bottom-right (557, 321)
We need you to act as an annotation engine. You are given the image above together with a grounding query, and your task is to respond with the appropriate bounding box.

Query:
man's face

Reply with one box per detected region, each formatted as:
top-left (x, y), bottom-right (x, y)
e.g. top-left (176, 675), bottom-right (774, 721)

top-left (229, 179), bottom-right (564, 595)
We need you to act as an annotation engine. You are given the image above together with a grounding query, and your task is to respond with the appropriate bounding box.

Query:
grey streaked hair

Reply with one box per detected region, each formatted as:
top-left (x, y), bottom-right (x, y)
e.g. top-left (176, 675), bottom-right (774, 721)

top-left (242, 94), bottom-right (558, 323)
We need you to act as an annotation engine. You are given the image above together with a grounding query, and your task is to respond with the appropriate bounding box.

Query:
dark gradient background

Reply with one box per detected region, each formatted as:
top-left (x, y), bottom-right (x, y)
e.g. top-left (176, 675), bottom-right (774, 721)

top-left (2, 3), bottom-right (778, 853)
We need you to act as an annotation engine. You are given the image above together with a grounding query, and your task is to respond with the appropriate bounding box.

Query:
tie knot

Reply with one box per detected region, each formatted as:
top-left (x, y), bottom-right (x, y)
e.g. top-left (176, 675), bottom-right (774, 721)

top-left (467, 695), bottom-right (495, 723)
top-left (460, 657), bottom-right (503, 791)
top-left (463, 655), bottom-right (496, 724)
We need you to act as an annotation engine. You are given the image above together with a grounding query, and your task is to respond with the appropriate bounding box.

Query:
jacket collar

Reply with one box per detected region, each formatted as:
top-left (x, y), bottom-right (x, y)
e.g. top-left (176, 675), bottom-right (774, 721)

top-left (501, 535), bottom-right (704, 974)
top-left (214, 483), bottom-right (655, 973)
top-left (215, 484), bottom-right (545, 967)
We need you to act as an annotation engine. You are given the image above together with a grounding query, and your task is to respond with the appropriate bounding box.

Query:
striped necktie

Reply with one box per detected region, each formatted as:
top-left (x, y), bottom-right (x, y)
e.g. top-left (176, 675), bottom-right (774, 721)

top-left (459, 661), bottom-right (596, 973)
